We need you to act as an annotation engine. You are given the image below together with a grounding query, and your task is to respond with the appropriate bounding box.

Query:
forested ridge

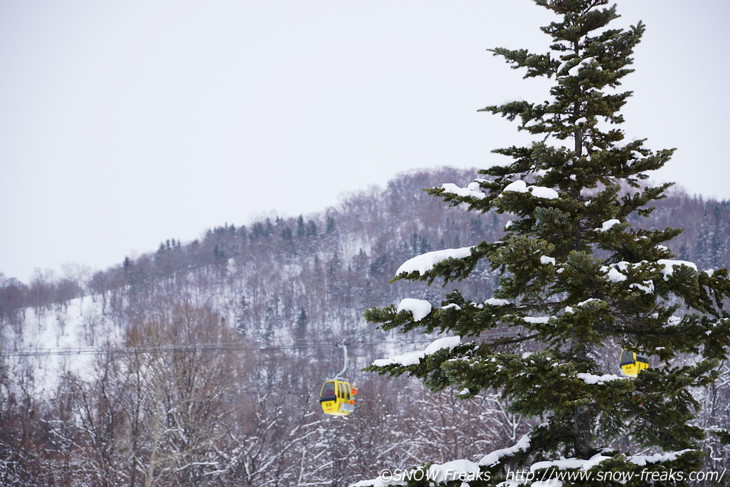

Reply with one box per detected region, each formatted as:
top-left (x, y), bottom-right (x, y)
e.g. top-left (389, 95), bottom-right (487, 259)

top-left (1, 167), bottom-right (729, 486)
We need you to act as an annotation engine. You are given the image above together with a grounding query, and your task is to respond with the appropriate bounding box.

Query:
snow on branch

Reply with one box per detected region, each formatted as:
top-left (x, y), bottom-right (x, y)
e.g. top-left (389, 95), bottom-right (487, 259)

top-left (540, 255), bottom-right (556, 265)
top-left (596, 219), bottom-right (620, 232)
top-left (351, 477), bottom-right (406, 487)
top-left (441, 182), bottom-right (486, 200)
top-left (502, 179), bottom-right (559, 200)
top-left (600, 262), bottom-right (631, 283)
top-left (628, 449), bottom-right (694, 466)
top-left (479, 433), bottom-right (531, 467)
top-left (524, 316), bottom-right (551, 324)
top-left (566, 56), bottom-right (596, 76)
top-left (395, 247), bottom-right (474, 276)
top-left (657, 259), bottom-right (698, 280)
top-left (530, 451), bottom-right (611, 472)
top-left (396, 298), bottom-right (432, 321)
top-left (372, 336), bottom-right (461, 367)
top-left (485, 297), bottom-right (511, 306)
top-left (576, 373), bottom-right (623, 385)
top-left (629, 281), bottom-right (655, 294)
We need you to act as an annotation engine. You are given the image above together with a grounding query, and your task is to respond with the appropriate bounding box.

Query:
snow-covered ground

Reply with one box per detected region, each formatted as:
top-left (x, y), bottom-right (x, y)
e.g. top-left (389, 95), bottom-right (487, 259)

top-left (2, 295), bottom-right (122, 394)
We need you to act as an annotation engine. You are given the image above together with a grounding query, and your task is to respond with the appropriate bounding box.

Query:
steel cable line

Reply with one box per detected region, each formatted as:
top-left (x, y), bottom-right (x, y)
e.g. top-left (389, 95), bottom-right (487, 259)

top-left (0, 330), bottom-right (517, 358)
top-left (0, 338), bottom-right (431, 358)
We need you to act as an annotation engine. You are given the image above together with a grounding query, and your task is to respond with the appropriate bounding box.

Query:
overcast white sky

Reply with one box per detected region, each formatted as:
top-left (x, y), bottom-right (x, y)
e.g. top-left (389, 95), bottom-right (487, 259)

top-left (1, 0), bottom-right (728, 283)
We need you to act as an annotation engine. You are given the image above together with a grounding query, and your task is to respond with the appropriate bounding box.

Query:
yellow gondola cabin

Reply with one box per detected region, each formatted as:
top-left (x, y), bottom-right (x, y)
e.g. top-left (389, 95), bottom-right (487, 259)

top-left (619, 350), bottom-right (649, 378)
top-left (319, 379), bottom-right (356, 416)
top-left (320, 343), bottom-right (358, 416)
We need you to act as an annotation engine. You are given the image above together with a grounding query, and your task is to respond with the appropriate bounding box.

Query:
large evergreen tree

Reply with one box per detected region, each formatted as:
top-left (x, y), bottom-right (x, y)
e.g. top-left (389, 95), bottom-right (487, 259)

top-left (362, 1), bottom-right (730, 485)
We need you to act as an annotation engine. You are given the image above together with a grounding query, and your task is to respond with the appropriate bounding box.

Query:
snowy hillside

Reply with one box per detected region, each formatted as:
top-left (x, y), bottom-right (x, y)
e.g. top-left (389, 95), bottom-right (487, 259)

top-left (3, 295), bottom-right (122, 394)
top-left (1, 168), bottom-right (729, 486)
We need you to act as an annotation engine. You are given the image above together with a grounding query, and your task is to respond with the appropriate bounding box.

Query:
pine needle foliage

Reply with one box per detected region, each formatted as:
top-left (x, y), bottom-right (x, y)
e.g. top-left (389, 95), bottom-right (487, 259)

top-left (364, 1), bottom-right (730, 485)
